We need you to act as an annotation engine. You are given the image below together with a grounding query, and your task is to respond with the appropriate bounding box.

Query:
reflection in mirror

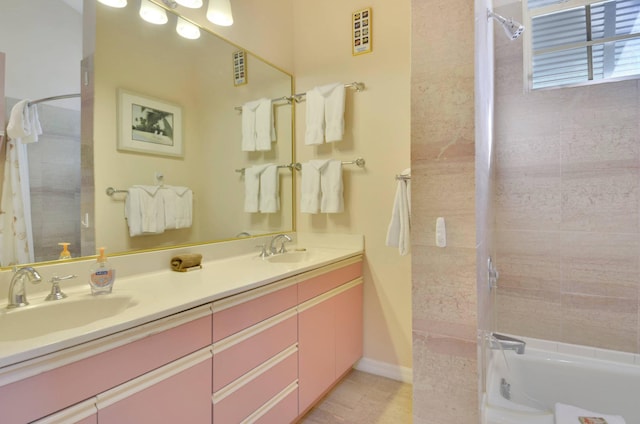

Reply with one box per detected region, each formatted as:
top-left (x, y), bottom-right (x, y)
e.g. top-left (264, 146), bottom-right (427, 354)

top-left (0, 0), bottom-right (86, 266)
top-left (0, 0), bottom-right (294, 266)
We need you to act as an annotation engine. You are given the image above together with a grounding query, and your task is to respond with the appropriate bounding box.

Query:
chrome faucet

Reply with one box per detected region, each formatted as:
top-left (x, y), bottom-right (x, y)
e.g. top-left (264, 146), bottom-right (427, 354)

top-left (7, 267), bottom-right (42, 309)
top-left (269, 234), bottom-right (292, 255)
top-left (489, 333), bottom-right (526, 355)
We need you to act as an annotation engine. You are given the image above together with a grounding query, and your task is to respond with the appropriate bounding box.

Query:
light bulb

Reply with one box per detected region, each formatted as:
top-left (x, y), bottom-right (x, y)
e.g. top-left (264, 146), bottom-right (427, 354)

top-left (176, 17), bottom-right (201, 39)
top-left (175, 0), bottom-right (203, 8)
top-left (207, 0), bottom-right (233, 26)
top-left (139, 0), bottom-right (168, 25)
top-left (97, 0), bottom-right (127, 7)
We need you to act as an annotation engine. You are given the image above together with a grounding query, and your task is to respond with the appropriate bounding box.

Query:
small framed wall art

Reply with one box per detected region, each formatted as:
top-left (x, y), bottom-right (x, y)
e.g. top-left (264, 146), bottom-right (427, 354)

top-left (117, 89), bottom-right (183, 158)
top-left (352, 7), bottom-right (372, 56)
top-left (233, 50), bottom-right (247, 86)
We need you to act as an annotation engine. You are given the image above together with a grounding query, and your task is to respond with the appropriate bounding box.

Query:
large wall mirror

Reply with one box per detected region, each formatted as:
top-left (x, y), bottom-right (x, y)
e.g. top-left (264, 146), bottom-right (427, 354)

top-left (0, 0), bottom-right (294, 267)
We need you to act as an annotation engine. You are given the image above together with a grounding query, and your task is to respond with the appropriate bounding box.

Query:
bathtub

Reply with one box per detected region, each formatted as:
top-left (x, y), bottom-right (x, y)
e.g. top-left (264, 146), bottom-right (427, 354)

top-left (482, 340), bottom-right (640, 424)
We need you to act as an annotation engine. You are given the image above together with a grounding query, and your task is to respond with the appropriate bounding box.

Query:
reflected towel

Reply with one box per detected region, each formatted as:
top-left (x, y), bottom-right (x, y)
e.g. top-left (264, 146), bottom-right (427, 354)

top-left (259, 164), bottom-right (280, 213)
top-left (242, 98), bottom-right (274, 151)
top-left (244, 164), bottom-right (271, 213)
top-left (124, 185), bottom-right (164, 237)
top-left (305, 82), bottom-right (345, 145)
top-left (555, 403), bottom-right (626, 424)
top-left (171, 253), bottom-right (202, 272)
top-left (7, 100), bottom-right (42, 144)
top-left (386, 168), bottom-right (411, 256)
top-left (162, 185), bottom-right (193, 229)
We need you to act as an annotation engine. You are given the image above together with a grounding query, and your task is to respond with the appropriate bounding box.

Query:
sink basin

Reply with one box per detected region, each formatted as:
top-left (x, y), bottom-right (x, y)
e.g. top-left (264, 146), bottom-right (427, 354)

top-left (266, 250), bottom-right (311, 264)
top-left (0, 295), bottom-right (138, 341)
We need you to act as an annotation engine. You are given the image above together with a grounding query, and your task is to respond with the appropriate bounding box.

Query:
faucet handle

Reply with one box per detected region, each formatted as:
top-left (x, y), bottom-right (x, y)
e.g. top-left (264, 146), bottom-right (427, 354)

top-left (256, 244), bottom-right (269, 259)
top-left (45, 274), bottom-right (77, 301)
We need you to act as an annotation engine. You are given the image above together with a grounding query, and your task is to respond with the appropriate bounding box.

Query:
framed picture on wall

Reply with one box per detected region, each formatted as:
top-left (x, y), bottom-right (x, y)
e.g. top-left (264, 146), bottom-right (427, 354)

top-left (117, 89), bottom-right (183, 157)
top-left (352, 7), bottom-right (372, 56)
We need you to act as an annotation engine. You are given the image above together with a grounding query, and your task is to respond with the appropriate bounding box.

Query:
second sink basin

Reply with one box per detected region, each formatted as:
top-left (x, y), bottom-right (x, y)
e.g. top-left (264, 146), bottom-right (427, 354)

top-left (0, 295), bottom-right (138, 342)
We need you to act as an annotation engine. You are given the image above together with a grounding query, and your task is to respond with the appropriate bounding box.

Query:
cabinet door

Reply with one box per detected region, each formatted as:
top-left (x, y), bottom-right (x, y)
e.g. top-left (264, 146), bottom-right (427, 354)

top-left (297, 295), bottom-right (336, 413)
top-left (334, 282), bottom-right (363, 376)
top-left (96, 348), bottom-right (212, 424)
top-left (33, 399), bottom-right (97, 424)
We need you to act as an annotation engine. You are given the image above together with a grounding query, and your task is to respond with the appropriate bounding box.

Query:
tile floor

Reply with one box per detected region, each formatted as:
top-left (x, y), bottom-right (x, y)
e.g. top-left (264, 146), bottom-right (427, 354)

top-left (298, 370), bottom-right (413, 423)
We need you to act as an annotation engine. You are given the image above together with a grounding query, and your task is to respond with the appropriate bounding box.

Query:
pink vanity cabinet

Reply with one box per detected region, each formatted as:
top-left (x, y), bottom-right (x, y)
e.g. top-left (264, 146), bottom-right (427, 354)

top-left (211, 279), bottom-right (299, 424)
top-left (297, 258), bottom-right (364, 416)
top-left (0, 305), bottom-right (212, 424)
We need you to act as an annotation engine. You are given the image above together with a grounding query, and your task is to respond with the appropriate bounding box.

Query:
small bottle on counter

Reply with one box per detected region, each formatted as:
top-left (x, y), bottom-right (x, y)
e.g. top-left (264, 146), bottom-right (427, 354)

top-left (89, 247), bottom-right (115, 295)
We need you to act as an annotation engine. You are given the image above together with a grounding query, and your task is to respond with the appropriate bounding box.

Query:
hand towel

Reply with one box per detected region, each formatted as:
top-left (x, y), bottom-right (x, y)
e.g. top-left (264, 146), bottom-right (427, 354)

top-left (555, 403), bottom-right (626, 424)
top-left (305, 82), bottom-right (345, 145)
top-left (300, 160), bottom-right (330, 213)
top-left (320, 159), bottom-right (344, 213)
top-left (162, 185), bottom-right (193, 229)
top-left (124, 185), bottom-right (164, 236)
top-left (7, 100), bottom-right (42, 144)
top-left (242, 98), bottom-right (273, 151)
top-left (259, 164), bottom-right (280, 213)
top-left (170, 253), bottom-right (202, 272)
top-left (244, 164), bottom-right (271, 213)
top-left (386, 168), bottom-right (411, 256)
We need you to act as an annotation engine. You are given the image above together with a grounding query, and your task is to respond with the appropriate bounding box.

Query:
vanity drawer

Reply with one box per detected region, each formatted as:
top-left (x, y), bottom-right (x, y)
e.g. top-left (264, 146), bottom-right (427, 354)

top-left (297, 259), bottom-right (362, 303)
top-left (212, 282), bottom-right (297, 342)
top-left (213, 346), bottom-right (298, 424)
top-left (0, 306), bottom-right (212, 424)
top-left (213, 308), bottom-right (297, 392)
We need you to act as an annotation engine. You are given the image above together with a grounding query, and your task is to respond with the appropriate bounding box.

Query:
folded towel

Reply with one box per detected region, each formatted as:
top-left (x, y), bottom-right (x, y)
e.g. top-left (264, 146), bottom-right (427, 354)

top-left (124, 185), bottom-right (164, 236)
top-left (555, 403), bottom-right (626, 424)
top-left (171, 253), bottom-right (202, 272)
top-left (244, 164), bottom-right (271, 213)
top-left (259, 164), bottom-right (280, 213)
top-left (300, 160), bottom-right (329, 213)
top-left (386, 168), bottom-right (411, 256)
top-left (242, 98), bottom-right (274, 151)
top-left (7, 100), bottom-right (42, 144)
top-left (305, 82), bottom-right (345, 145)
top-left (161, 185), bottom-right (193, 229)
top-left (320, 159), bottom-right (343, 213)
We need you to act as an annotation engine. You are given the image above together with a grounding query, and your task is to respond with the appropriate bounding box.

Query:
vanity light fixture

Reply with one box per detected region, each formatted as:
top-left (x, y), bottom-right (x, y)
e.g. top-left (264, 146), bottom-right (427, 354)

top-left (176, 17), bottom-right (201, 39)
top-left (207, 0), bottom-right (233, 26)
top-left (140, 0), bottom-right (169, 25)
top-left (175, 0), bottom-right (203, 8)
top-left (97, 0), bottom-right (127, 7)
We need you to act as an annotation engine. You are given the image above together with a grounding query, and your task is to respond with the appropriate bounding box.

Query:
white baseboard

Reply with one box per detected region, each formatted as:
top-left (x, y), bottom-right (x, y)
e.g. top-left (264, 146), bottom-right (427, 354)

top-left (354, 357), bottom-right (413, 384)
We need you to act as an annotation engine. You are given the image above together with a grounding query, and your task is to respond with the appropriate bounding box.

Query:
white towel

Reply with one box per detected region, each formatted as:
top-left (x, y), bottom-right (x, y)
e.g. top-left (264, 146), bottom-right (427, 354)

top-left (386, 168), bottom-right (411, 256)
top-left (320, 160), bottom-right (343, 213)
top-left (305, 82), bottom-right (345, 145)
top-left (124, 185), bottom-right (164, 237)
top-left (554, 403), bottom-right (626, 424)
top-left (242, 98), bottom-right (274, 151)
top-left (161, 185), bottom-right (193, 229)
top-left (244, 164), bottom-right (271, 213)
top-left (259, 164), bottom-right (280, 213)
top-left (300, 160), bottom-right (329, 213)
top-left (7, 100), bottom-right (42, 144)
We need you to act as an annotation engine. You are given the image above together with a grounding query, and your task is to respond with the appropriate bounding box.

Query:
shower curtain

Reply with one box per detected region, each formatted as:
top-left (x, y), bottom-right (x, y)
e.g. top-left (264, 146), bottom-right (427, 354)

top-left (0, 137), bottom-right (34, 266)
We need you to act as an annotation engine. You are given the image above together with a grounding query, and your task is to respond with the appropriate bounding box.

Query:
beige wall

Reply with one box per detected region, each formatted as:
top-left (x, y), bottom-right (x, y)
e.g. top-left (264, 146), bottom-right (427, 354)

top-left (292, 1), bottom-right (413, 374)
top-left (494, 1), bottom-right (640, 353)
top-left (412, 0), bottom-right (479, 422)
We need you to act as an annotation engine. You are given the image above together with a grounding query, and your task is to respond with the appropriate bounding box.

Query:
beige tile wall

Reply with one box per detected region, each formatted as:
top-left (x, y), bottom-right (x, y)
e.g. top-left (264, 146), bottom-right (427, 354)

top-left (494, 2), bottom-right (640, 353)
top-left (411, 0), bottom-right (479, 421)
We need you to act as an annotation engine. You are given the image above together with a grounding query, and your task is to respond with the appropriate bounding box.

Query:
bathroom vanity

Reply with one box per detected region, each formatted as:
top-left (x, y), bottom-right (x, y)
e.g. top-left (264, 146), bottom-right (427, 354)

top-left (0, 234), bottom-right (363, 423)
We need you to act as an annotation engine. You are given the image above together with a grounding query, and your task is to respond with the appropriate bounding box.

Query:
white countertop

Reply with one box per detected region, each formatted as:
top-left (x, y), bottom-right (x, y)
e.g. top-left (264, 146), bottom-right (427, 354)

top-left (0, 233), bottom-right (363, 370)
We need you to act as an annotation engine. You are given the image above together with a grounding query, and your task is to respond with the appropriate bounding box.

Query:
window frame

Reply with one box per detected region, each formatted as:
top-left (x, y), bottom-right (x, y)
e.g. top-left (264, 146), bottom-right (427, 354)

top-left (523, 0), bottom-right (640, 91)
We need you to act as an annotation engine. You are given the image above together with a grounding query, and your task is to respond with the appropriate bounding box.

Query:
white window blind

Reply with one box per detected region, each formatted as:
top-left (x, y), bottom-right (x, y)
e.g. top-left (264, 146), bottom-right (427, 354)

top-left (524, 0), bottom-right (640, 89)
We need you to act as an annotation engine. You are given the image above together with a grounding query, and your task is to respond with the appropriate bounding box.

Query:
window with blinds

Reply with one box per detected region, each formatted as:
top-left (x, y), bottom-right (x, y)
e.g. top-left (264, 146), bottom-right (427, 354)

top-left (524, 0), bottom-right (640, 90)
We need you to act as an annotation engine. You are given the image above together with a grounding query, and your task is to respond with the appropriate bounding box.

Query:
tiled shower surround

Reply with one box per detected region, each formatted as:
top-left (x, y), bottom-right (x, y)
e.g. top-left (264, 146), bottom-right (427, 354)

top-left (494, 1), bottom-right (640, 353)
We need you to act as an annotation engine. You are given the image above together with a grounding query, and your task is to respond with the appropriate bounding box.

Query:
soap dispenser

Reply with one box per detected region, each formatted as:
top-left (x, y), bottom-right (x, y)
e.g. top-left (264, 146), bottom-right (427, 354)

top-left (89, 247), bottom-right (115, 295)
top-left (58, 242), bottom-right (72, 260)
